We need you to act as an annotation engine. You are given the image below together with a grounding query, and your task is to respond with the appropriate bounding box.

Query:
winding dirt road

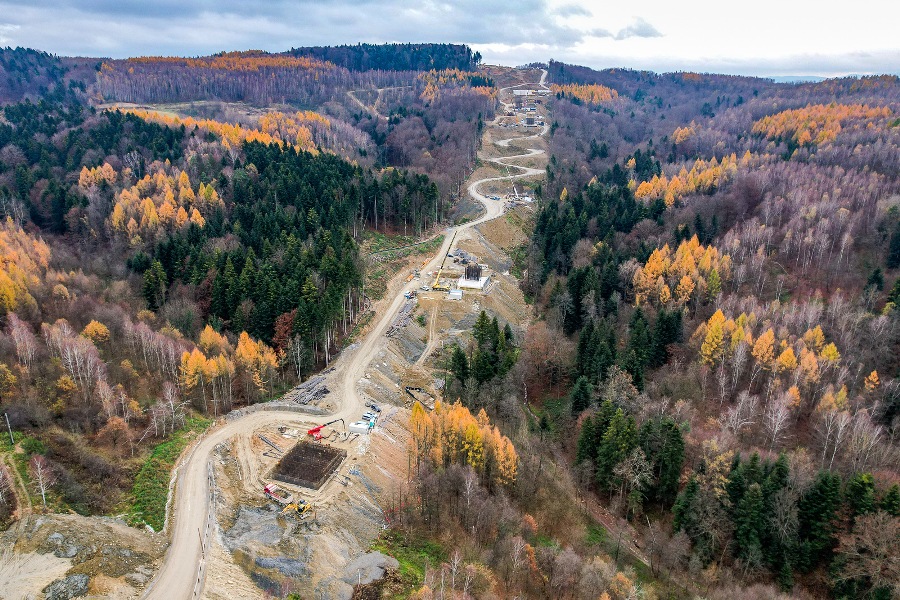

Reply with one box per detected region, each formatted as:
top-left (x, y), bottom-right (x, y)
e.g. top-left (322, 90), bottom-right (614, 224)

top-left (143, 70), bottom-right (549, 600)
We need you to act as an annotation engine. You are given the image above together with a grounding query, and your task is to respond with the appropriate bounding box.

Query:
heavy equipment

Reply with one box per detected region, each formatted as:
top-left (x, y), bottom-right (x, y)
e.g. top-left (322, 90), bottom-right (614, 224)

top-left (263, 483), bottom-right (293, 505)
top-left (282, 500), bottom-right (312, 519)
top-left (306, 418), bottom-right (345, 441)
top-left (431, 268), bottom-right (451, 292)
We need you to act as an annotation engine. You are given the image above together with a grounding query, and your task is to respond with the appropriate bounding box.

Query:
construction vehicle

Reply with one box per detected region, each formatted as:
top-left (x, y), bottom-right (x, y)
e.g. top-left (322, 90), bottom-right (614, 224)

top-left (264, 483), bottom-right (293, 505)
top-left (431, 268), bottom-right (451, 292)
top-left (282, 499), bottom-right (312, 519)
top-left (306, 418), bottom-right (345, 441)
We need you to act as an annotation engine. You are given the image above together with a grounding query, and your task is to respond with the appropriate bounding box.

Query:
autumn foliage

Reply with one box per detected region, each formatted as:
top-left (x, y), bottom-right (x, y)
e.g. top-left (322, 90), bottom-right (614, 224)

top-left (550, 83), bottom-right (619, 105)
top-left (632, 235), bottom-right (731, 306)
top-left (752, 103), bottom-right (892, 147)
top-left (634, 151), bottom-right (757, 206)
top-left (0, 217), bottom-right (51, 315)
top-left (409, 400), bottom-right (517, 488)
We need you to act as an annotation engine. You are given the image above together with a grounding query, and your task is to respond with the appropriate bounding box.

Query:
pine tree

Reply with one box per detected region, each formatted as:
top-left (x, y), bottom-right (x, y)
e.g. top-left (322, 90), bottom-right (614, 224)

top-left (576, 415), bottom-right (597, 464)
top-left (473, 310), bottom-right (491, 348)
top-left (472, 349), bottom-right (495, 384)
top-left (797, 471), bottom-right (842, 571)
top-left (880, 484), bottom-right (900, 516)
top-left (673, 476), bottom-right (701, 535)
top-left (887, 220), bottom-right (900, 269)
top-left (656, 418), bottom-right (685, 506)
top-left (596, 409), bottom-right (637, 491)
top-left (450, 345), bottom-right (468, 384)
top-left (143, 260), bottom-right (168, 311)
top-left (650, 308), bottom-right (682, 367)
top-left (735, 483), bottom-right (765, 566)
top-left (846, 473), bottom-right (876, 518)
top-left (570, 376), bottom-right (593, 415)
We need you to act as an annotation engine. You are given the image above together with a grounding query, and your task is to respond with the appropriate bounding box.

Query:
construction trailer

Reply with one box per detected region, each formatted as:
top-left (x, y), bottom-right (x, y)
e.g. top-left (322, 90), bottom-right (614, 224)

top-left (349, 420), bottom-right (374, 434)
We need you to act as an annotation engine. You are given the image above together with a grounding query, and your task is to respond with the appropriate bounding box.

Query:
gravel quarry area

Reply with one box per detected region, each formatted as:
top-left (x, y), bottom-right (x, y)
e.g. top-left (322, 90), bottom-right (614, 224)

top-left (204, 413), bottom-right (411, 600)
top-left (0, 513), bottom-right (167, 599)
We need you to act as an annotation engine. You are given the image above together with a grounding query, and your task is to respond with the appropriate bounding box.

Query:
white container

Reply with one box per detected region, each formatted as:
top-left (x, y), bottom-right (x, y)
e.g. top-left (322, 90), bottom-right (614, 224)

top-left (349, 421), bottom-right (371, 434)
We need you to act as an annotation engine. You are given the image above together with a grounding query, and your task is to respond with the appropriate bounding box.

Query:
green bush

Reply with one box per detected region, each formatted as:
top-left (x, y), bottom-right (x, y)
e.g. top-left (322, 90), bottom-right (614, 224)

top-left (20, 436), bottom-right (47, 456)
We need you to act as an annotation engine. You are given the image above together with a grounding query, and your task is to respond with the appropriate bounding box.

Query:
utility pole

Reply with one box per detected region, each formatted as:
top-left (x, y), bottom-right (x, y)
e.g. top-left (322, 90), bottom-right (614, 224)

top-left (4, 413), bottom-right (12, 446)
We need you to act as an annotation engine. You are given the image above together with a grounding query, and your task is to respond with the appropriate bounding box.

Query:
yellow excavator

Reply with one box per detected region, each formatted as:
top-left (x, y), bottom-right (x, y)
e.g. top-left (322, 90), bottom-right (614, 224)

top-left (282, 500), bottom-right (312, 519)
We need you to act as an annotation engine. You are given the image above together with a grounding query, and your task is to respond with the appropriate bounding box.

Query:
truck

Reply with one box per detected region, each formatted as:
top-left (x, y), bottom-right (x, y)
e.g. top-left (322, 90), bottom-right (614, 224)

top-left (263, 483), bottom-right (294, 506)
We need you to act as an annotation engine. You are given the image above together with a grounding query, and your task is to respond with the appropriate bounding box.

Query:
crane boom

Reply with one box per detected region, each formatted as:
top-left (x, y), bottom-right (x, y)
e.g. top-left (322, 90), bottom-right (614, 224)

top-left (306, 418), bottom-right (345, 440)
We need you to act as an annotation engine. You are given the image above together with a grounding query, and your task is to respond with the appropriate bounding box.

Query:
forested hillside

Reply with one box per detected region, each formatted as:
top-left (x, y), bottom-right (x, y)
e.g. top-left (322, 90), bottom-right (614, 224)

top-left (287, 43), bottom-right (481, 72)
top-left (516, 61), bottom-right (900, 598)
top-left (0, 46), bottom-right (470, 526)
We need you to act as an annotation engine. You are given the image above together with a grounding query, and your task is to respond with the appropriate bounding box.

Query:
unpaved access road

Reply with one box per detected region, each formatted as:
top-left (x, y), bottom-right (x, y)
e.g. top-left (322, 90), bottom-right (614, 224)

top-left (143, 71), bottom-right (549, 600)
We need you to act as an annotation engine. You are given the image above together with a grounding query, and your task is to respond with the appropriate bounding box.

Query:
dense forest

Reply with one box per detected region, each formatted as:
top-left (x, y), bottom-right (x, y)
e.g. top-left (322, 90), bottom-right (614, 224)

top-left (507, 60), bottom-right (900, 599)
top-left (287, 43), bottom-right (481, 72)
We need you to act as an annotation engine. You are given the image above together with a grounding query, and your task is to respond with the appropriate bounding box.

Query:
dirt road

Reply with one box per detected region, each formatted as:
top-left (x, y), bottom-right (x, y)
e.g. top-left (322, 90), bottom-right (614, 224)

top-left (143, 72), bottom-right (549, 600)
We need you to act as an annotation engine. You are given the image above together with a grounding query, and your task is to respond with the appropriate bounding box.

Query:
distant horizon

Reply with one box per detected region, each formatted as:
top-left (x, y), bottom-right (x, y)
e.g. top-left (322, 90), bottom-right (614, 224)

top-left (1, 0), bottom-right (897, 79)
top-left (9, 44), bottom-right (898, 83)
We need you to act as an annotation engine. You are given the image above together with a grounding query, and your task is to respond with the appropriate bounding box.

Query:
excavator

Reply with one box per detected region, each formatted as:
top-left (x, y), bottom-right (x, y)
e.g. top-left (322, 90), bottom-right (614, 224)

top-left (306, 418), bottom-right (345, 441)
top-left (282, 499), bottom-right (312, 520)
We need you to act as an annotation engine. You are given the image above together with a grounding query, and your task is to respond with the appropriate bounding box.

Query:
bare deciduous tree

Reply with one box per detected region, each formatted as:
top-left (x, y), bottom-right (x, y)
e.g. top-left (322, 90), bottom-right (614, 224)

top-left (29, 455), bottom-right (56, 509)
top-left (765, 393), bottom-right (791, 451)
top-left (836, 511), bottom-right (900, 596)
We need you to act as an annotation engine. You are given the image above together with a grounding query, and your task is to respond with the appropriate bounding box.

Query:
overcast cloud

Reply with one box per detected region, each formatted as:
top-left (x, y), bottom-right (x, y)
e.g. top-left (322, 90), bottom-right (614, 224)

top-left (0, 0), bottom-right (898, 76)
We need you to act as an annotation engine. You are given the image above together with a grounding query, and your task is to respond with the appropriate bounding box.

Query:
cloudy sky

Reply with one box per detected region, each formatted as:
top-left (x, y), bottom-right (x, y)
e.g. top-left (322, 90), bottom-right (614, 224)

top-left (0, 0), bottom-right (898, 77)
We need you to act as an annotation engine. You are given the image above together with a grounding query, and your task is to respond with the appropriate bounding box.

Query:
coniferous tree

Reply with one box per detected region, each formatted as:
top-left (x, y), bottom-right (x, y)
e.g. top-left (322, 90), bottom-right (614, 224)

top-left (887, 220), bottom-right (900, 269)
top-left (880, 484), bottom-right (900, 516)
top-left (576, 415), bottom-right (597, 464)
top-left (639, 416), bottom-right (685, 506)
top-left (143, 260), bottom-right (168, 311)
top-left (569, 375), bottom-right (593, 415)
top-left (596, 408), bottom-right (637, 491)
top-left (797, 471), bottom-right (842, 572)
top-left (450, 345), bottom-right (468, 384)
top-left (735, 482), bottom-right (765, 566)
top-left (846, 473), bottom-right (877, 518)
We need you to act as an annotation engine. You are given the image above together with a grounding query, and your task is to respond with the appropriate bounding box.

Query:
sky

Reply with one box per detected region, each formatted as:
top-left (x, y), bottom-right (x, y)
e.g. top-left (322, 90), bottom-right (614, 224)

top-left (0, 0), bottom-right (898, 77)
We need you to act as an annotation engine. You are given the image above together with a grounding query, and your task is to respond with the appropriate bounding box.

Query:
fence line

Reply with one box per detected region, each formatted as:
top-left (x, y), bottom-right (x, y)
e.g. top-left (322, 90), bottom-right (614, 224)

top-left (192, 461), bottom-right (216, 599)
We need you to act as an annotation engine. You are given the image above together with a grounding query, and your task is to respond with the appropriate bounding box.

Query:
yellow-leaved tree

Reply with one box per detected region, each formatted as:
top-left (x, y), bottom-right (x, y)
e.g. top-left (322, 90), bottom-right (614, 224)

top-left (408, 400), bottom-right (517, 489)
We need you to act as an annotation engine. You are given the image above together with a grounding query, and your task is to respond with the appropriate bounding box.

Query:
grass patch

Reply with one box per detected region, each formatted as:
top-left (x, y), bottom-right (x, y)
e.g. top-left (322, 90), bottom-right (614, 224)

top-left (371, 528), bottom-right (446, 594)
top-left (364, 234), bottom-right (445, 302)
top-left (533, 533), bottom-right (558, 548)
top-left (364, 231), bottom-right (417, 254)
top-left (128, 414), bottom-right (211, 531)
top-left (585, 522), bottom-right (608, 547)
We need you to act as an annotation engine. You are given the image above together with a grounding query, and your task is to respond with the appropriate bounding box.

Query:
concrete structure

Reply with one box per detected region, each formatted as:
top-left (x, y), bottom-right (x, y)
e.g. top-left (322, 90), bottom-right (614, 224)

top-left (448, 289), bottom-right (463, 300)
top-left (457, 274), bottom-right (490, 290)
top-left (513, 89), bottom-right (551, 97)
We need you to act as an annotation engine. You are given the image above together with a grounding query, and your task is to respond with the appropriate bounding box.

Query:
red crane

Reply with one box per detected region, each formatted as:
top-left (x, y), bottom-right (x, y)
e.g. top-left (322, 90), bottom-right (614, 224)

top-left (306, 418), bottom-right (345, 441)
